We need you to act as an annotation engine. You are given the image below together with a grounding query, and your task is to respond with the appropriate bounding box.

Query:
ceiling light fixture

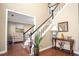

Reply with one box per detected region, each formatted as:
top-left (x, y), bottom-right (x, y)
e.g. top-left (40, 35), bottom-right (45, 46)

top-left (11, 14), bottom-right (14, 16)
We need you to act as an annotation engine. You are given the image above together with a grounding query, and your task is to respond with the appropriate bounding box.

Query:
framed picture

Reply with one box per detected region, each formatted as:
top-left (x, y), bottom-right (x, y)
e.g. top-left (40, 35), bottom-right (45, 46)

top-left (58, 21), bottom-right (68, 32)
top-left (16, 28), bottom-right (24, 33)
top-left (15, 24), bottom-right (24, 33)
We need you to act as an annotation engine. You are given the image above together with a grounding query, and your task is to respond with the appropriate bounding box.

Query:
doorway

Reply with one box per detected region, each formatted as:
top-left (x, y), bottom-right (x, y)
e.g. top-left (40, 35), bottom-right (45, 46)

top-left (5, 9), bottom-right (36, 55)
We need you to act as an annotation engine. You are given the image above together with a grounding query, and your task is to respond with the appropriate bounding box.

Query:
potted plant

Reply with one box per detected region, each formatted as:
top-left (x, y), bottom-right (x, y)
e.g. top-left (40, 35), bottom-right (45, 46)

top-left (34, 33), bottom-right (42, 56)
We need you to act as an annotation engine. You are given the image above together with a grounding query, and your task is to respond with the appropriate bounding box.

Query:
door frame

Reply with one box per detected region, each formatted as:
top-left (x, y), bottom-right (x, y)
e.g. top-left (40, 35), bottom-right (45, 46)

top-left (5, 8), bottom-right (36, 53)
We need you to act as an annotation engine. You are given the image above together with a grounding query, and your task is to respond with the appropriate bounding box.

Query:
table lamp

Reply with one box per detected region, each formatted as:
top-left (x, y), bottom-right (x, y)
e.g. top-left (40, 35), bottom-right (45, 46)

top-left (51, 26), bottom-right (58, 38)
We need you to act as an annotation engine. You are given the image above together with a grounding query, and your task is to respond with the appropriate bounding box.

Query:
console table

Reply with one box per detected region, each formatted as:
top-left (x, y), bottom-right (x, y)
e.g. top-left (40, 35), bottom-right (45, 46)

top-left (52, 38), bottom-right (74, 55)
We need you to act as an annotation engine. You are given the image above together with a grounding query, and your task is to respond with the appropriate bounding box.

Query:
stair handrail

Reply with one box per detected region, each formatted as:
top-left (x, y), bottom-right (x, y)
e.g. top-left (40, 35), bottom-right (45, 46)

top-left (24, 3), bottom-right (65, 55)
top-left (23, 25), bottom-right (35, 34)
top-left (48, 3), bottom-right (60, 11)
top-left (30, 15), bottom-right (52, 36)
top-left (23, 25), bottom-right (35, 42)
top-left (30, 3), bottom-right (59, 36)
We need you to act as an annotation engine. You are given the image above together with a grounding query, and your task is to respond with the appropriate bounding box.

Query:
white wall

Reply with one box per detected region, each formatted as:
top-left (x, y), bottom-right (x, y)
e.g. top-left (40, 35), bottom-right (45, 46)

top-left (53, 3), bottom-right (79, 53)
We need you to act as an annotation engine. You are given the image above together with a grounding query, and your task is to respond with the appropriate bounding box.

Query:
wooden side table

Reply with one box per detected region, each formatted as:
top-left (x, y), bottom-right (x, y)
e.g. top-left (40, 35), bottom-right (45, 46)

top-left (52, 38), bottom-right (74, 55)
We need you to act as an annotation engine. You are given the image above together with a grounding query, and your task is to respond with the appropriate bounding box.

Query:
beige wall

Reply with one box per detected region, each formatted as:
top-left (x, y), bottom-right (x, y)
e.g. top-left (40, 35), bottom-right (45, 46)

top-left (0, 3), bottom-right (49, 52)
top-left (24, 24), bottom-right (33, 32)
top-left (0, 4), bottom-right (6, 51)
top-left (40, 29), bottom-right (52, 49)
top-left (53, 3), bottom-right (79, 53)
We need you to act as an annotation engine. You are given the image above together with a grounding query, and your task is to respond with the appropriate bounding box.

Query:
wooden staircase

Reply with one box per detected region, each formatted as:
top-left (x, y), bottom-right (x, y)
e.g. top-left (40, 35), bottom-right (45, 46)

top-left (23, 3), bottom-right (66, 55)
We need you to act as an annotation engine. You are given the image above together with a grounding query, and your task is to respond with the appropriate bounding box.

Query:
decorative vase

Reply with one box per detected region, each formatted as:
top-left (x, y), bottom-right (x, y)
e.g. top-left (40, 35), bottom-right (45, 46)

top-left (61, 33), bottom-right (64, 39)
top-left (34, 47), bottom-right (39, 56)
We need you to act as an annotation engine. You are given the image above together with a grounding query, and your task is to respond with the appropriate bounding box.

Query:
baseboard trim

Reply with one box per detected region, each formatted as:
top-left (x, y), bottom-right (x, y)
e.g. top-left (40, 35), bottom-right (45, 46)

top-left (39, 45), bottom-right (52, 52)
top-left (74, 51), bottom-right (79, 55)
top-left (0, 50), bottom-right (7, 55)
top-left (39, 45), bottom-right (79, 56)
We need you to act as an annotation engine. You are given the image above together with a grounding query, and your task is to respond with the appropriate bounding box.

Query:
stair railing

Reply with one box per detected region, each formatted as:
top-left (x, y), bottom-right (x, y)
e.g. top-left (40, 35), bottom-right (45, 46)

top-left (24, 3), bottom-right (65, 55)
top-left (23, 25), bottom-right (35, 43)
top-left (30, 3), bottom-right (60, 36)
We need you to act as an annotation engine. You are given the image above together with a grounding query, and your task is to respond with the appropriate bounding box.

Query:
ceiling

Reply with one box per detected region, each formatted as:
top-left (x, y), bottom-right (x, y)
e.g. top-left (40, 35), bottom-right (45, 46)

top-left (8, 11), bottom-right (34, 25)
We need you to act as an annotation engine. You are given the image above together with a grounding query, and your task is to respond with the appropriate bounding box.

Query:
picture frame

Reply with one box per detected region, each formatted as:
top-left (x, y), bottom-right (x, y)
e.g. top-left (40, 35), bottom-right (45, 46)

top-left (16, 28), bottom-right (24, 33)
top-left (15, 24), bottom-right (24, 33)
top-left (58, 21), bottom-right (68, 32)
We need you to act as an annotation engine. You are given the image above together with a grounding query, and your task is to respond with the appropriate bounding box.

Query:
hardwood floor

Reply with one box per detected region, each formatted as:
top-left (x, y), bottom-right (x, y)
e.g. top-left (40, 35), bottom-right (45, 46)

top-left (40, 48), bottom-right (72, 56)
top-left (5, 43), bottom-right (29, 56)
top-left (1, 43), bottom-right (76, 56)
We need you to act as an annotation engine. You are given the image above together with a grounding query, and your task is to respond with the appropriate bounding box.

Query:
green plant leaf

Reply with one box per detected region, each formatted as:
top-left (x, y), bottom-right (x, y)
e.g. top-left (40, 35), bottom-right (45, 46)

top-left (34, 33), bottom-right (42, 48)
top-left (39, 37), bottom-right (42, 45)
